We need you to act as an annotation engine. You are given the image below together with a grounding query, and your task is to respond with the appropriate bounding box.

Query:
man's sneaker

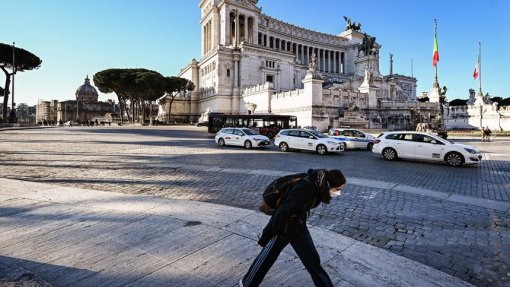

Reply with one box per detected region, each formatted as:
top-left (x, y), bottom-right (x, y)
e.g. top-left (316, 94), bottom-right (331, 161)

top-left (239, 279), bottom-right (244, 287)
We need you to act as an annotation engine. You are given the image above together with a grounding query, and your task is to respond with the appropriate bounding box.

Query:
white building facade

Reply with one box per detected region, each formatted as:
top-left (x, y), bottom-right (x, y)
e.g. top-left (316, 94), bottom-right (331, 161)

top-left (164, 0), bottom-right (440, 131)
top-left (444, 89), bottom-right (510, 131)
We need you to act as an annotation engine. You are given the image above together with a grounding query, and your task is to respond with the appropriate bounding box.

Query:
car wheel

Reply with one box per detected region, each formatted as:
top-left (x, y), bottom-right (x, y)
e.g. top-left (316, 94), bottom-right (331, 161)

top-left (279, 142), bottom-right (289, 152)
top-left (218, 138), bottom-right (225, 146)
top-left (382, 148), bottom-right (397, 161)
top-left (445, 152), bottom-right (464, 167)
top-left (266, 132), bottom-right (274, 139)
top-left (316, 144), bottom-right (327, 155)
top-left (367, 142), bottom-right (374, 151)
top-left (244, 140), bottom-right (252, 149)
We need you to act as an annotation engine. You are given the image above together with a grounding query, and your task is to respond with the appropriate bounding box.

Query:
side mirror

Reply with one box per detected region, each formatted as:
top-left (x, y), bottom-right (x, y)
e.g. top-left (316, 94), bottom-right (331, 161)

top-left (309, 136), bottom-right (315, 139)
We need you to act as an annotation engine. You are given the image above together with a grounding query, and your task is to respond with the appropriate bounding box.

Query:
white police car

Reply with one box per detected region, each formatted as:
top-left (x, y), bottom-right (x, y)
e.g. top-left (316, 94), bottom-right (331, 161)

top-left (274, 129), bottom-right (344, 155)
top-left (329, 128), bottom-right (375, 150)
top-left (372, 131), bottom-right (482, 167)
top-left (215, 127), bottom-right (271, 149)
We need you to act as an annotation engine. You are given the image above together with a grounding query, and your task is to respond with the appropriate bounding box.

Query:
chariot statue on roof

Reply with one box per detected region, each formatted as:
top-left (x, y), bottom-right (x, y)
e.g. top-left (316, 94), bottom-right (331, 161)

top-left (343, 16), bottom-right (361, 31)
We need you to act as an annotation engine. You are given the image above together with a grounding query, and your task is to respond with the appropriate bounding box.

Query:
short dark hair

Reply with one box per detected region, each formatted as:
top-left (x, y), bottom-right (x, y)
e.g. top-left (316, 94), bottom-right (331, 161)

top-left (327, 169), bottom-right (346, 188)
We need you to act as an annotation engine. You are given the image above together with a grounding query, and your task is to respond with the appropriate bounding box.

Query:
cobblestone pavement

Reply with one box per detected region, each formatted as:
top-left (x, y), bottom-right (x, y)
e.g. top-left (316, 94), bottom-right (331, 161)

top-left (1, 126), bottom-right (509, 287)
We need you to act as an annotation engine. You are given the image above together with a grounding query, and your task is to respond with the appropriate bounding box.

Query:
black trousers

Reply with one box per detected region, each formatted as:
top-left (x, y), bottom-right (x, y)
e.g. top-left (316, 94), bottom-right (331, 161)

top-left (241, 224), bottom-right (333, 287)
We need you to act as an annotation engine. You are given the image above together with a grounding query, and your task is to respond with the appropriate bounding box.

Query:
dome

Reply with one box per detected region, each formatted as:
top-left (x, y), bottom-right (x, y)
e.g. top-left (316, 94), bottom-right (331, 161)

top-left (75, 76), bottom-right (98, 103)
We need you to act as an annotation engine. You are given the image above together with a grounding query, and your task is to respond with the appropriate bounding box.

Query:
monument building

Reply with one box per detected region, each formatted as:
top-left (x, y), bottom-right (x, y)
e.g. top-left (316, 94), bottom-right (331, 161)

top-left (36, 76), bottom-right (116, 124)
top-left (444, 89), bottom-right (510, 131)
top-left (162, 0), bottom-right (440, 131)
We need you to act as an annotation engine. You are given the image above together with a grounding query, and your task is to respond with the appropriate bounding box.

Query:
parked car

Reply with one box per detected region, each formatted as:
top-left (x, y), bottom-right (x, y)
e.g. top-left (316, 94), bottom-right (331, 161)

top-left (274, 129), bottom-right (344, 155)
top-left (372, 131), bottom-right (482, 167)
top-left (328, 128), bottom-right (375, 150)
top-left (215, 127), bottom-right (271, 149)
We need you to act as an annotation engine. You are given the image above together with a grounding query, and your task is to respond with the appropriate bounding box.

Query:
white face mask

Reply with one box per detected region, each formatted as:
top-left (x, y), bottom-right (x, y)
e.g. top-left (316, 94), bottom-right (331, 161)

top-left (329, 184), bottom-right (345, 198)
top-left (330, 189), bottom-right (342, 198)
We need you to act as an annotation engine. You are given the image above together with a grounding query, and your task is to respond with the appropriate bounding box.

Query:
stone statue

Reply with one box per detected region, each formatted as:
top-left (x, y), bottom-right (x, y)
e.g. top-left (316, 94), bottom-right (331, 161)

top-left (244, 102), bottom-right (257, 114)
top-left (307, 53), bottom-right (319, 78)
top-left (343, 16), bottom-right (362, 31)
top-left (363, 66), bottom-right (373, 85)
top-left (343, 16), bottom-right (352, 30)
top-left (358, 33), bottom-right (377, 57)
top-left (389, 53), bottom-right (394, 75)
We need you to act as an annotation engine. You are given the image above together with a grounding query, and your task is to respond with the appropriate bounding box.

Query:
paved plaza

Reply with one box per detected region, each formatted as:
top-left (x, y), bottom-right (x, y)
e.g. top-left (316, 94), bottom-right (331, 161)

top-left (0, 126), bottom-right (509, 286)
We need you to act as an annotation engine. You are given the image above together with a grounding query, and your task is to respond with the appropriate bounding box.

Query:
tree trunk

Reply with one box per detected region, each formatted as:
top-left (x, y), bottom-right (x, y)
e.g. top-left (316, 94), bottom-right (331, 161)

top-left (131, 101), bottom-right (135, 124)
top-left (149, 102), bottom-right (153, 126)
top-left (123, 99), bottom-right (131, 123)
top-left (167, 94), bottom-right (176, 124)
top-left (117, 95), bottom-right (124, 123)
top-left (1, 67), bottom-right (11, 123)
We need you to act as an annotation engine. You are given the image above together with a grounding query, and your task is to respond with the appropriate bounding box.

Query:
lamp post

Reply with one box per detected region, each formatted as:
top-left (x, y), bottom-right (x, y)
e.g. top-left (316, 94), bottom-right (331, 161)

top-left (76, 98), bottom-right (79, 123)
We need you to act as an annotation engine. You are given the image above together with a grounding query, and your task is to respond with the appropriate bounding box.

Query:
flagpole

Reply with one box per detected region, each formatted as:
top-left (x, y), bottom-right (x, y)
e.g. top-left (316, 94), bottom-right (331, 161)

top-left (478, 41), bottom-right (482, 96)
top-left (434, 18), bottom-right (438, 87)
top-left (411, 59), bottom-right (413, 77)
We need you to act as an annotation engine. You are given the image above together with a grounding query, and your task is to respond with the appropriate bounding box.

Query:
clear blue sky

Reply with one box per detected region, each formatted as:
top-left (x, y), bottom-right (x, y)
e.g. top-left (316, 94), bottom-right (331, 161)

top-left (1, 0), bottom-right (509, 106)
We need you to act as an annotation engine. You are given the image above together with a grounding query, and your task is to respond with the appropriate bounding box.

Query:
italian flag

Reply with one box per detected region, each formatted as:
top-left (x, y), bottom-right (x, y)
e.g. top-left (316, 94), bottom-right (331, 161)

top-left (432, 35), bottom-right (439, 66)
top-left (473, 56), bottom-right (479, 79)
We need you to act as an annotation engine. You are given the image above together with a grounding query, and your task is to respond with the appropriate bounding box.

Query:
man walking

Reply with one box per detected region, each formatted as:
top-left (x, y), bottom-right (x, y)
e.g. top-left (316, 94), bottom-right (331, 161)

top-left (240, 169), bottom-right (346, 287)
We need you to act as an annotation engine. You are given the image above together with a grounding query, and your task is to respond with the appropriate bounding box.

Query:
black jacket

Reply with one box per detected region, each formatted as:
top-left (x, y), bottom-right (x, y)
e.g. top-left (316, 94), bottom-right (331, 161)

top-left (258, 176), bottom-right (321, 246)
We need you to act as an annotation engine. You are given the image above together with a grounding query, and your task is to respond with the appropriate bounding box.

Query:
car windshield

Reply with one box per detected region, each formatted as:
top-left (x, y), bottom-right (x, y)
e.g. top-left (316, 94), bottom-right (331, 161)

top-left (241, 128), bottom-right (258, 135)
top-left (308, 130), bottom-right (327, 138)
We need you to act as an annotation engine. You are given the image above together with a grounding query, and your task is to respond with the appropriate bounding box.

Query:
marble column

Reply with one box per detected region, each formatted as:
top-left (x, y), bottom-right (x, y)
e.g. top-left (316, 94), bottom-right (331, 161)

top-left (202, 25), bottom-right (206, 55)
top-left (327, 50), bottom-right (331, 72)
top-left (235, 13), bottom-right (240, 47)
top-left (318, 49), bottom-right (324, 72)
top-left (341, 52), bottom-right (345, 73)
top-left (214, 8), bottom-right (220, 47)
top-left (305, 46), bottom-right (308, 65)
top-left (252, 17), bottom-right (259, 45)
top-left (228, 14), bottom-right (232, 46)
top-left (299, 45), bottom-right (303, 64)
top-left (333, 51), bottom-right (337, 73)
top-left (205, 23), bottom-right (208, 53)
top-left (244, 15), bottom-right (248, 43)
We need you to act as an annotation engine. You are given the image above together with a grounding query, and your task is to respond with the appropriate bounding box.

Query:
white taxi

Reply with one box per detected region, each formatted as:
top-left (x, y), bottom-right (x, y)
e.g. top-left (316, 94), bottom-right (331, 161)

top-left (329, 128), bottom-right (376, 150)
top-left (215, 127), bottom-right (271, 149)
top-left (372, 131), bottom-right (482, 167)
top-left (274, 129), bottom-right (344, 155)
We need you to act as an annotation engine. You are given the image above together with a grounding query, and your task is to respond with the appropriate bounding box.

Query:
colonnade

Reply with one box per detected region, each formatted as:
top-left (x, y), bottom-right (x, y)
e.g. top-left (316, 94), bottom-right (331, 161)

top-left (257, 32), bottom-right (345, 74)
top-left (227, 11), bottom-right (255, 47)
top-left (203, 20), bottom-right (213, 54)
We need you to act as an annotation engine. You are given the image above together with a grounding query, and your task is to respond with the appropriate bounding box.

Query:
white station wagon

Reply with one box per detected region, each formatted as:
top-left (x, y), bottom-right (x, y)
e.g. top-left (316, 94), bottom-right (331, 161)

top-left (274, 129), bottom-right (344, 155)
top-left (372, 131), bottom-right (482, 167)
top-left (215, 127), bottom-right (271, 149)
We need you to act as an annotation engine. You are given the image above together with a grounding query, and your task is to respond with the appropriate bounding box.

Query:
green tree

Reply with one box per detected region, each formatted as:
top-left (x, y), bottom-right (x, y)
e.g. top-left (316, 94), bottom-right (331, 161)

top-left (163, 77), bottom-right (195, 123)
top-left (490, 97), bottom-right (503, 105)
top-left (16, 103), bottom-right (29, 120)
top-left (0, 43), bottom-right (42, 122)
top-left (501, 97), bottom-right (510, 107)
top-left (94, 69), bottom-right (128, 123)
top-left (134, 70), bottom-right (165, 125)
top-left (449, 99), bottom-right (468, 106)
top-left (94, 68), bottom-right (164, 124)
